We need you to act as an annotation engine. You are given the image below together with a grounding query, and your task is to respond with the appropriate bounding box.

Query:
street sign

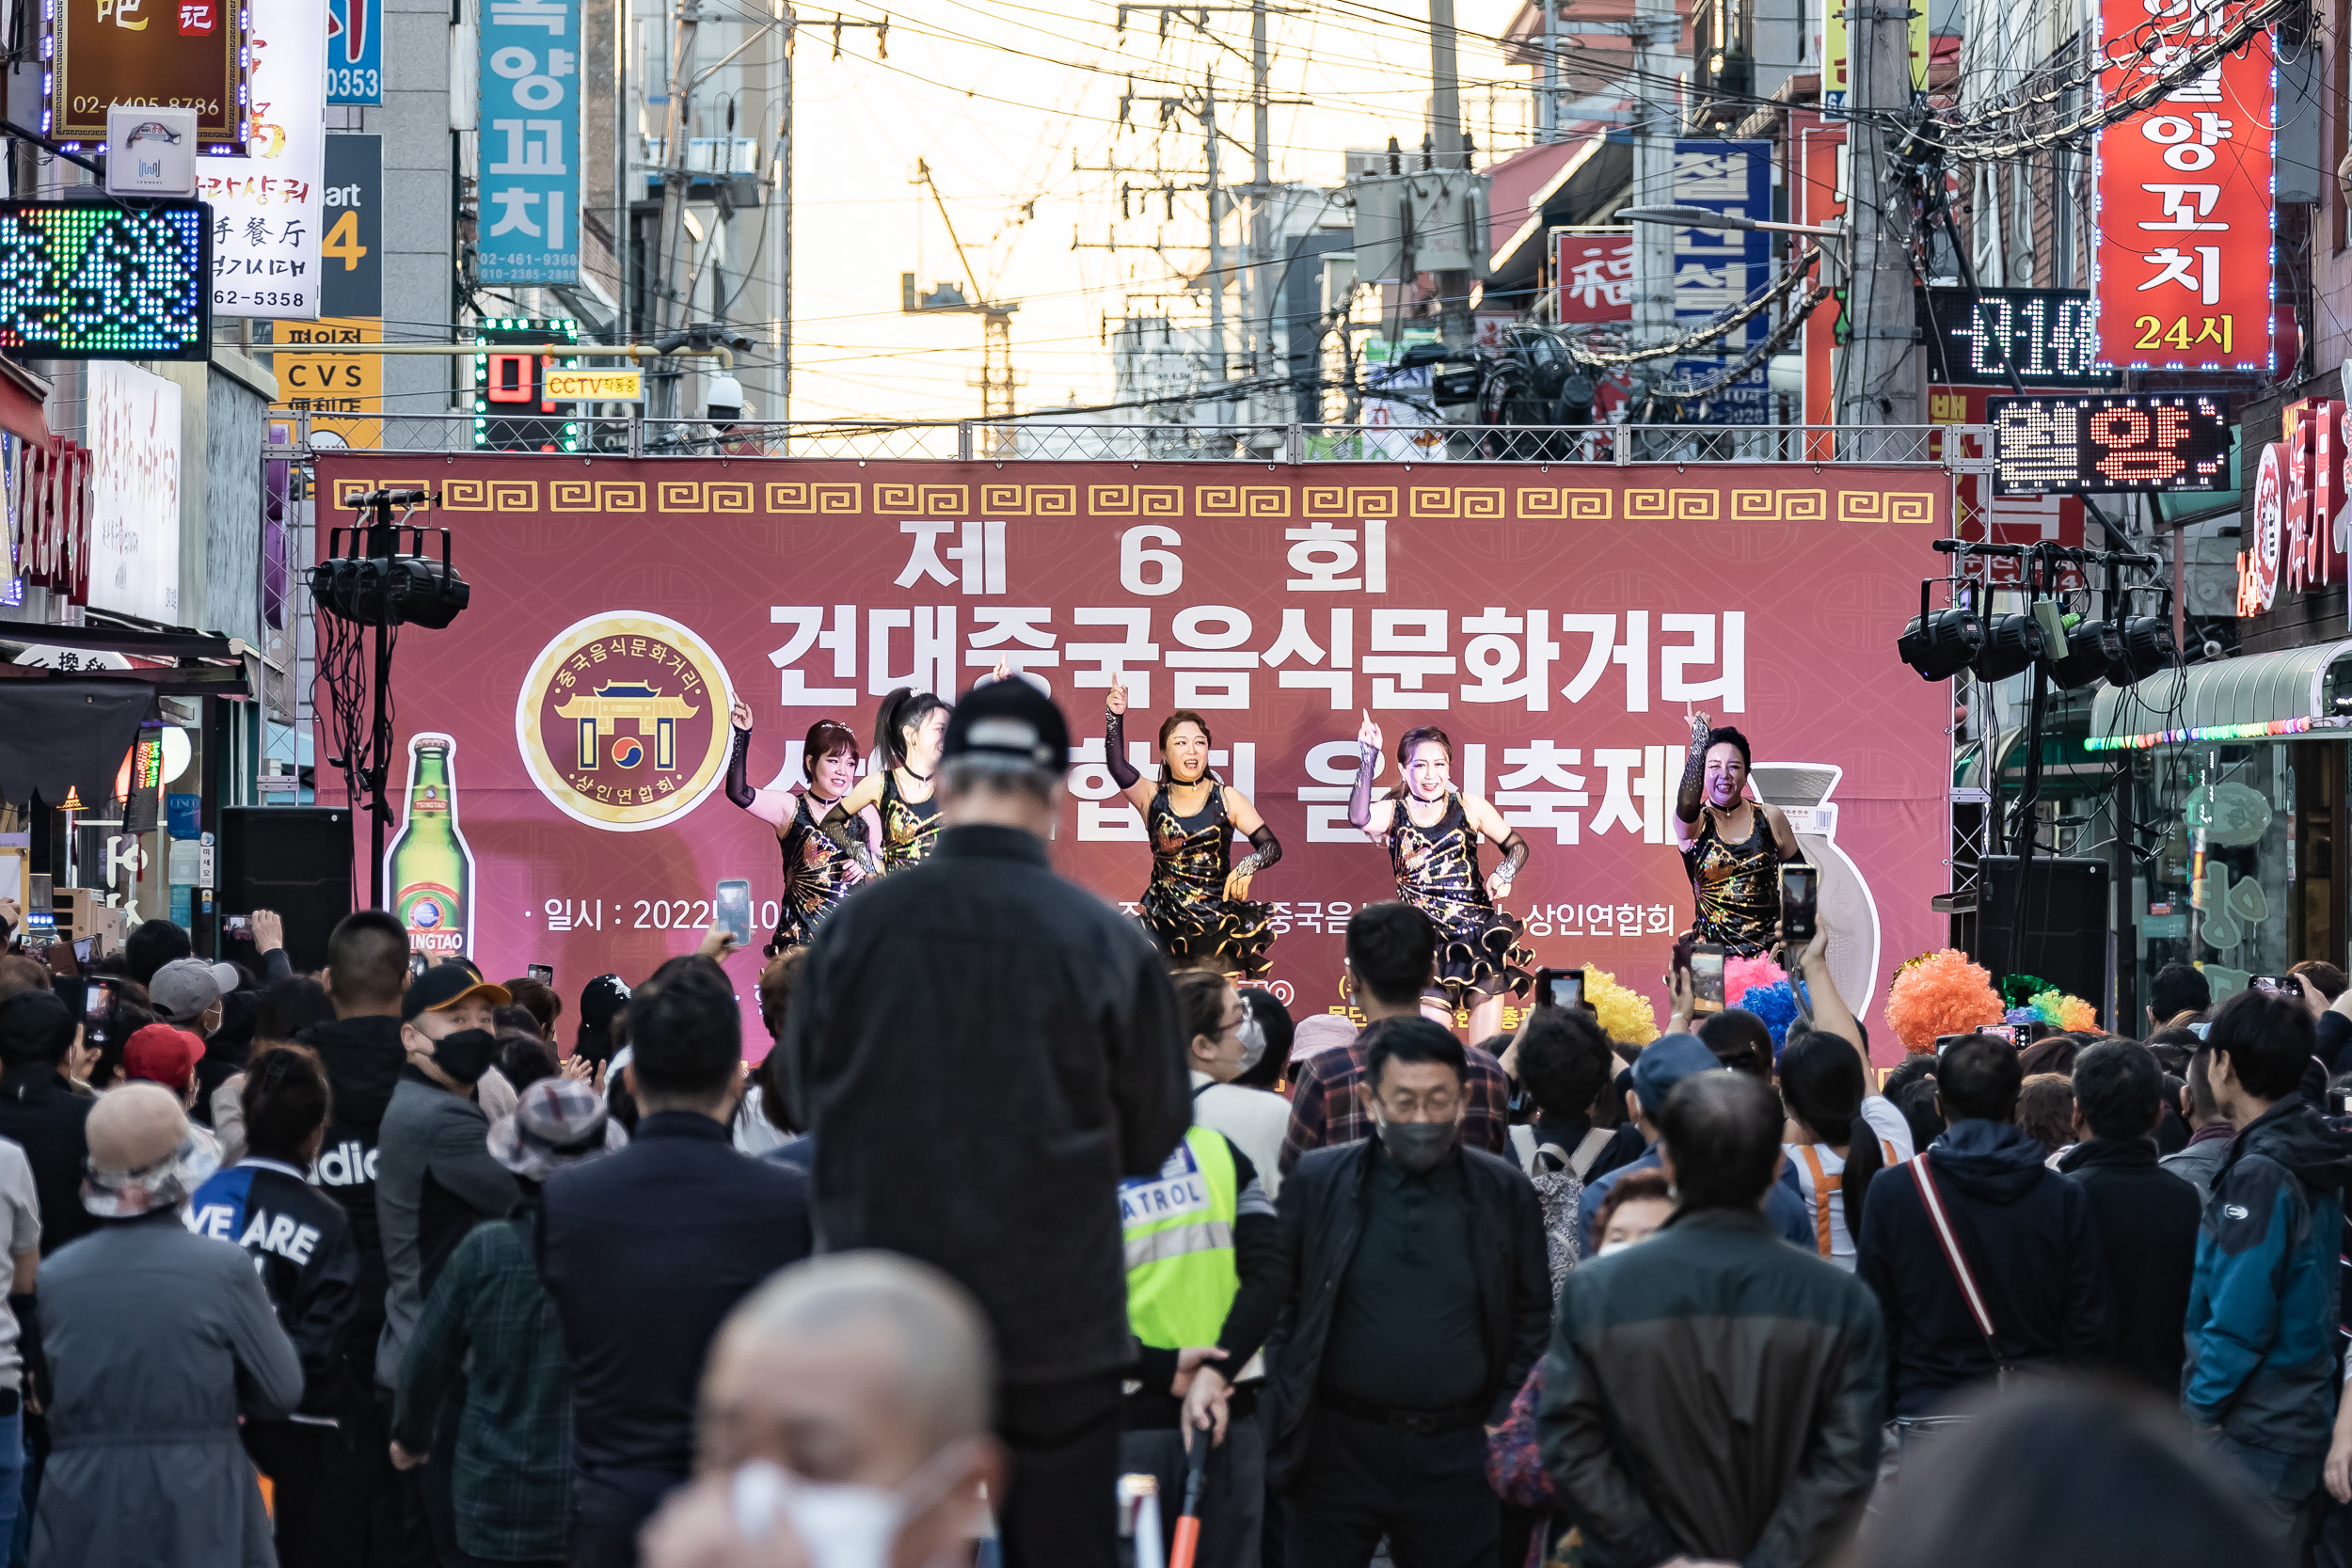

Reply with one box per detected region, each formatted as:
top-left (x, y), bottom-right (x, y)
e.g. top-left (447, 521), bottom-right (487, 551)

top-left (1990, 392), bottom-right (2233, 496)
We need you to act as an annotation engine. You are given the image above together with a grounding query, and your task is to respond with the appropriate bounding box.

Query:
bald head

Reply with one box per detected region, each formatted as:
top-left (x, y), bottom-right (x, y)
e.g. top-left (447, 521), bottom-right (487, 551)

top-left (699, 1252), bottom-right (995, 1484)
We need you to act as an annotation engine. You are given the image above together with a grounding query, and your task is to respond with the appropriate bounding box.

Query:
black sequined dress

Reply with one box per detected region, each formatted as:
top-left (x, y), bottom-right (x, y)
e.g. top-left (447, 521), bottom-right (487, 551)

top-left (1385, 790), bottom-right (1533, 1003)
top-left (774, 792), bottom-right (861, 950)
top-left (1679, 806), bottom-right (1781, 957)
top-left (1136, 781), bottom-right (1275, 977)
top-left (879, 770), bottom-right (942, 871)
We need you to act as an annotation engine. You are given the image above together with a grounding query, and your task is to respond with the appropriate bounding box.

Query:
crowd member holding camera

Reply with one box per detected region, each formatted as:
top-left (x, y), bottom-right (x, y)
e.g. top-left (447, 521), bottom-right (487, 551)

top-left (1672, 711), bottom-right (1800, 957)
top-left (1347, 717), bottom-right (1533, 1041)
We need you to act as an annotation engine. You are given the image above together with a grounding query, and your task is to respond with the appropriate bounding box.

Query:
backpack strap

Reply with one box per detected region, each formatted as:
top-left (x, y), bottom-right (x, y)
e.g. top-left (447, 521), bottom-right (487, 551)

top-left (1797, 1144), bottom-right (1836, 1259)
top-left (1565, 1126), bottom-right (1614, 1181)
top-left (1911, 1156), bottom-right (2011, 1374)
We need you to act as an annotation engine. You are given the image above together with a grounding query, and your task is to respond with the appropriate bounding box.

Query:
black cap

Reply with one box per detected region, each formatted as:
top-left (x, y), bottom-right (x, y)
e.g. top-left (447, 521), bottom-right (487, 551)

top-left (942, 676), bottom-right (1069, 774)
top-left (401, 961), bottom-right (514, 1022)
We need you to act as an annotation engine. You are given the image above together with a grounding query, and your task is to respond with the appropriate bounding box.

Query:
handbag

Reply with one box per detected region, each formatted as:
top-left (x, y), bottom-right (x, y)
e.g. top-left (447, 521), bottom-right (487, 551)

top-left (1910, 1154), bottom-right (2014, 1388)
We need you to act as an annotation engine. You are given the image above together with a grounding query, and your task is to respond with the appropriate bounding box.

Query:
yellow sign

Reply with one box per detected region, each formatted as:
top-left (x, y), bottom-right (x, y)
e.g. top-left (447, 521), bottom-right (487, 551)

top-left (542, 369), bottom-right (644, 403)
top-left (272, 317), bottom-right (383, 449)
top-left (1824, 3), bottom-right (1931, 103)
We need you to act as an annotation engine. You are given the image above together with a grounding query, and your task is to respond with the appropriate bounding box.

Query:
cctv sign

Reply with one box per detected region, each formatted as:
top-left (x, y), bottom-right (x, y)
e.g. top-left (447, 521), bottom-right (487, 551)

top-left (541, 369), bottom-right (643, 402)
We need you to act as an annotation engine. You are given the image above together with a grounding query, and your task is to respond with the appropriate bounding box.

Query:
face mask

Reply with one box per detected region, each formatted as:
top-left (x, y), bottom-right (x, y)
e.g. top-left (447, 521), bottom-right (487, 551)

top-left (1236, 1013), bottom-right (1266, 1073)
top-left (1596, 1238), bottom-right (1636, 1257)
top-left (1374, 1110), bottom-right (1459, 1173)
top-left (430, 1027), bottom-right (498, 1086)
top-left (730, 1443), bottom-right (970, 1568)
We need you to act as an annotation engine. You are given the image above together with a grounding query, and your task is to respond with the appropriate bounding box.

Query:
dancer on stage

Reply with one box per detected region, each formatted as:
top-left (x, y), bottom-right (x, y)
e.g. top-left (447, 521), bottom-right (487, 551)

top-left (817, 686), bottom-right (950, 875)
top-left (1104, 678), bottom-right (1280, 977)
top-left (724, 703), bottom-right (882, 952)
top-left (1673, 710), bottom-right (1800, 956)
top-left (1348, 714), bottom-right (1533, 1037)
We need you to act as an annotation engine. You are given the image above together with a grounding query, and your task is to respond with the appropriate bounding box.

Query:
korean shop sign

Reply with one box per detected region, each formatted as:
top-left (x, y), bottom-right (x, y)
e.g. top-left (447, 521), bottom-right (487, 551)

top-left (477, 0), bottom-right (580, 286)
top-left (2090, 0), bottom-right (2273, 372)
top-left (197, 0), bottom-right (326, 320)
top-left (51, 0), bottom-right (248, 147)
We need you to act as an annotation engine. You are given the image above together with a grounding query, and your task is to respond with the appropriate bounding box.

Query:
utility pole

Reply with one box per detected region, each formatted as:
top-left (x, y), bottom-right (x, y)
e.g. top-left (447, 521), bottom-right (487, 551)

top-left (655, 0), bottom-right (702, 417)
top-left (1426, 0), bottom-right (1471, 345)
top-left (1835, 0), bottom-right (1923, 456)
top-left (777, 4), bottom-right (795, 435)
top-left (1249, 0), bottom-right (1271, 418)
top-left (1629, 0), bottom-right (1677, 375)
top-left (1203, 74), bottom-right (1231, 428)
top-left (1540, 0), bottom-right (1560, 142)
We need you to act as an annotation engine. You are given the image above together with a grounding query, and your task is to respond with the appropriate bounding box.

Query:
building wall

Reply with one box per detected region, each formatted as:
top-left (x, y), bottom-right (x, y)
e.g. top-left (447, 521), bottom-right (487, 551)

top-left (379, 0), bottom-right (456, 420)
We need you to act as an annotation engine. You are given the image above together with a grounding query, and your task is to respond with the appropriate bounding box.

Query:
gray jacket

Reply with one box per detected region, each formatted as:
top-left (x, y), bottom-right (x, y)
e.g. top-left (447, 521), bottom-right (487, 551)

top-left (2159, 1126), bottom-right (2233, 1197)
top-left (374, 1069), bottom-right (519, 1388)
top-left (35, 1211), bottom-right (303, 1568)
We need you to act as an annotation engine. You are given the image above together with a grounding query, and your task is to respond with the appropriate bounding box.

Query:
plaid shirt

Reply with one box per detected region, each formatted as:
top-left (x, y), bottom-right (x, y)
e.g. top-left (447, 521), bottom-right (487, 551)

top-left (391, 1206), bottom-right (572, 1563)
top-left (1279, 1031), bottom-right (1512, 1177)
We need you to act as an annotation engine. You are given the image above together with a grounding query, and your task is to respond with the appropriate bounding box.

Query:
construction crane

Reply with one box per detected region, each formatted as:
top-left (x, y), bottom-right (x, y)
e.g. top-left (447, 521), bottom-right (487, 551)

top-left (902, 158), bottom-right (1020, 441)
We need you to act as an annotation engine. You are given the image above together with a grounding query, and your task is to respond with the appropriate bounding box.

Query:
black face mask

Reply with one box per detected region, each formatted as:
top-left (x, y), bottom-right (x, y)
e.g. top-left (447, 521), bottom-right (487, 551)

top-left (431, 1027), bottom-right (498, 1086)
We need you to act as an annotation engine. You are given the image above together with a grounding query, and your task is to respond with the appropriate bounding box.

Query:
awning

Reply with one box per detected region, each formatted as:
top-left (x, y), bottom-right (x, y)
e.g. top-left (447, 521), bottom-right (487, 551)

top-left (2087, 641), bottom-right (2352, 750)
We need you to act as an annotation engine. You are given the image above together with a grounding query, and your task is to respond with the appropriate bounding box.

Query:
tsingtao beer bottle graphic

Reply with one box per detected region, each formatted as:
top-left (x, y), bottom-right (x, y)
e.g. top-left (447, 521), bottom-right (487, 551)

top-left (386, 733), bottom-right (478, 959)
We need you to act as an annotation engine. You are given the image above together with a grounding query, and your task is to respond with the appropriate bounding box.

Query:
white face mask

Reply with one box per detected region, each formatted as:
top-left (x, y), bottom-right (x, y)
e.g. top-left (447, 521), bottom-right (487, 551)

top-left (1596, 1238), bottom-right (1636, 1257)
top-left (730, 1443), bottom-right (970, 1568)
top-left (1236, 1012), bottom-right (1267, 1073)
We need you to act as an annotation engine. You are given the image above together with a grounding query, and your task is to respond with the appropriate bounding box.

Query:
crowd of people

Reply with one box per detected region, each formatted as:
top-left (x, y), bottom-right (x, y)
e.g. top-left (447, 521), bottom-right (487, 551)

top-left (0, 677), bottom-right (2341, 1568)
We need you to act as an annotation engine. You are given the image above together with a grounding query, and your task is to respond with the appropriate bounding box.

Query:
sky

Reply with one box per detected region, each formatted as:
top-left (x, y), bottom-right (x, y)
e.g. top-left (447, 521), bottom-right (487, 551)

top-left (772, 0), bottom-right (1527, 423)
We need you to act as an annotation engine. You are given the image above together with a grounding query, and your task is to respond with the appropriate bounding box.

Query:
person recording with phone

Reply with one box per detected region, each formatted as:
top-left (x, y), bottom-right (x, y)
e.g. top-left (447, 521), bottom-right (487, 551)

top-left (1673, 713), bottom-right (1800, 957)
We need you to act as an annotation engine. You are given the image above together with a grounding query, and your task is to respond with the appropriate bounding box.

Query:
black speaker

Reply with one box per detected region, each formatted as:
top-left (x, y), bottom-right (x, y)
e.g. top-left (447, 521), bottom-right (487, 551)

top-left (1974, 855), bottom-right (2110, 1019)
top-left (219, 806), bottom-right (354, 973)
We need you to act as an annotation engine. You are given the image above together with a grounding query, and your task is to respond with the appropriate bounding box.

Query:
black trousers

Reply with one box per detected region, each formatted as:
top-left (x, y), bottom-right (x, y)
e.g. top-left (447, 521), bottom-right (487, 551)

top-left (242, 1380), bottom-right (381, 1568)
top-left (996, 1372), bottom-right (1124, 1568)
top-left (1283, 1409), bottom-right (1498, 1568)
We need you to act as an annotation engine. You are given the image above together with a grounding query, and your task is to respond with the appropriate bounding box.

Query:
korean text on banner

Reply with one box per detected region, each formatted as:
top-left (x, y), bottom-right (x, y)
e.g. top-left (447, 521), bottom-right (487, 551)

top-left (87, 363), bottom-right (183, 625)
top-left (1670, 140), bottom-right (1772, 425)
top-left (478, 0), bottom-right (582, 286)
top-left (2090, 0), bottom-right (2273, 372)
top-left (199, 0), bottom-right (327, 320)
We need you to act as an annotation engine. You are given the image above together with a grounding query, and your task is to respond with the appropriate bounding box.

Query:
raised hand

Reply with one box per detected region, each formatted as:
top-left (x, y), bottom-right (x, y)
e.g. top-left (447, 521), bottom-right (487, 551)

top-left (1686, 705), bottom-right (1712, 748)
top-left (992, 656), bottom-right (1011, 682)
top-left (729, 697), bottom-right (754, 731)
top-left (1358, 708), bottom-right (1383, 755)
top-left (1106, 673), bottom-right (1128, 715)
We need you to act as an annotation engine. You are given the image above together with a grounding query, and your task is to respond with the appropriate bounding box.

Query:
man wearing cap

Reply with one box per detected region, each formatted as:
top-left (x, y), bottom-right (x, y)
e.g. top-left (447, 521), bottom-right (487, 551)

top-left (32, 1082), bottom-right (302, 1568)
top-left (150, 956), bottom-right (240, 1043)
top-left (393, 1077), bottom-right (624, 1568)
top-left (786, 677), bottom-right (1189, 1568)
top-left (1573, 1033), bottom-right (1816, 1258)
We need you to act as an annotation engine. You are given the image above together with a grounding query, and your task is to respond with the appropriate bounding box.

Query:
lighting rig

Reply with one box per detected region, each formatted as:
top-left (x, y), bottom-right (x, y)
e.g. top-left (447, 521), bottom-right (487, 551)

top-left (308, 488), bottom-right (471, 907)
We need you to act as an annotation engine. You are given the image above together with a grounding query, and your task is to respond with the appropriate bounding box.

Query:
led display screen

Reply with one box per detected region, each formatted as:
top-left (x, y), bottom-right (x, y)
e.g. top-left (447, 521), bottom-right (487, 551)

top-left (0, 198), bottom-right (211, 359)
top-left (1990, 392), bottom-right (2232, 497)
top-left (1919, 287), bottom-right (2119, 388)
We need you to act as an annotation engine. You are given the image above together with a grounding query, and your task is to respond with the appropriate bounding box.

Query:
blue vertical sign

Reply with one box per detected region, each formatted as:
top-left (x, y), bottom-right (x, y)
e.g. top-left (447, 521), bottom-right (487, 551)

top-left (477, 0), bottom-right (581, 287)
top-left (326, 0), bottom-right (382, 104)
top-left (1670, 139), bottom-right (1772, 425)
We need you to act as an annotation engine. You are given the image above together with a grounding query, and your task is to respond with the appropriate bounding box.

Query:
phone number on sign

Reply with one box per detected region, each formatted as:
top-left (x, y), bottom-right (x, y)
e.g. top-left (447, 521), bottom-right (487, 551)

top-left (539, 898), bottom-right (777, 933)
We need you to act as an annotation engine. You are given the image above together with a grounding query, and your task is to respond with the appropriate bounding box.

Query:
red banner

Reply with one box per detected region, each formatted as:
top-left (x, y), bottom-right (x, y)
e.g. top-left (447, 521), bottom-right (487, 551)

top-left (1553, 229), bottom-right (1633, 325)
top-left (2091, 0), bottom-right (2273, 372)
top-left (313, 457), bottom-right (1952, 1059)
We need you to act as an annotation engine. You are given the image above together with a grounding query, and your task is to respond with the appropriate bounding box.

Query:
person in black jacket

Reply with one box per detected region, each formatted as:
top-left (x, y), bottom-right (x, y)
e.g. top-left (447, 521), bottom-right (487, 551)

top-left (2057, 1039), bottom-right (2201, 1396)
top-left (185, 1043), bottom-right (364, 1568)
top-left (1263, 1018), bottom-right (1549, 1568)
top-left (0, 990), bottom-right (96, 1258)
top-left (784, 678), bottom-right (1190, 1568)
top-left (1855, 1034), bottom-right (2111, 1446)
top-left (543, 956), bottom-right (813, 1568)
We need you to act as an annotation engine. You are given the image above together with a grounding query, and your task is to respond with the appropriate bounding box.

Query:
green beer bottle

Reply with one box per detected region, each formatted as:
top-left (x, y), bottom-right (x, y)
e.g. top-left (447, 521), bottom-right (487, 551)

top-left (386, 733), bottom-right (477, 960)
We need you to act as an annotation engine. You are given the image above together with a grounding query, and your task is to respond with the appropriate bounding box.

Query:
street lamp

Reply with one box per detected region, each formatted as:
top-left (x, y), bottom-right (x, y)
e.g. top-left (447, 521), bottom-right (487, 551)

top-left (1616, 204), bottom-right (1846, 239)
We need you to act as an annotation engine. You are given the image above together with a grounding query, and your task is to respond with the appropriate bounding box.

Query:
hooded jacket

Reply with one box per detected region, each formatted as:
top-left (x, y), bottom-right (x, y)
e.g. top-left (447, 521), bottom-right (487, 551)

top-left (294, 1013), bottom-right (405, 1338)
top-left (2183, 1092), bottom-right (2352, 1457)
top-left (1853, 1119), bottom-right (2111, 1418)
top-left (2056, 1135), bottom-right (2201, 1396)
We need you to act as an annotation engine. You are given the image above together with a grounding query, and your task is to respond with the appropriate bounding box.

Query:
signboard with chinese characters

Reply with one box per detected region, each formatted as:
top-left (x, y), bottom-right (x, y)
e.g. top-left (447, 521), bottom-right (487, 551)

top-left (1919, 288), bottom-right (2122, 388)
top-left (86, 362), bottom-right (183, 624)
top-left (199, 0), bottom-right (326, 320)
top-left (0, 200), bottom-right (210, 358)
top-left (326, 0), bottom-right (381, 104)
top-left (314, 454), bottom-right (1950, 1055)
top-left (1552, 227), bottom-right (1632, 325)
top-left (478, 0), bottom-right (581, 286)
top-left (1667, 139), bottom-right (1771, 424)
top-left (2090, 0), bottom-right (2273, 371)
top-left (50, 0), bottom-right (247, 148)
top-left (1990, 392), bottom-right (2233, 496)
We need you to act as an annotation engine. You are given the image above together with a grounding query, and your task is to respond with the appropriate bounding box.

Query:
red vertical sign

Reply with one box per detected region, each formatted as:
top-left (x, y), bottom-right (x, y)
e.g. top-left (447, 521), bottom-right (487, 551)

top-left (1792, 118), bottom-right (1846, 457)
top-left (2091, 0), bottom-right (2273, 372)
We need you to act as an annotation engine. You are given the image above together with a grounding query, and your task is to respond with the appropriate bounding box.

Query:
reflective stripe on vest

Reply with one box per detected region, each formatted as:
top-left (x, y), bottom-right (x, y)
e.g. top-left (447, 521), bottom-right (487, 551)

top-left (1121, 1126), bottom-right (1240, 1351)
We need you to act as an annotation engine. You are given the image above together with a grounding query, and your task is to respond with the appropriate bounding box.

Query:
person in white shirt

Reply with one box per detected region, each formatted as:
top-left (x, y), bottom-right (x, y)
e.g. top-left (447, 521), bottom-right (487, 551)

top-left (1774, 917), bottom-right (1912, 1271)
top-left (1173, 971), bottom-right (1293, 1200)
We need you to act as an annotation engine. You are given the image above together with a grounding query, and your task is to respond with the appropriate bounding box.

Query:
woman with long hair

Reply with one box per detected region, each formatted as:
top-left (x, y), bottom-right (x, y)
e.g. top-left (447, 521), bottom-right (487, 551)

top-left (1673, 711), bottom-right (1800, 955)
top-left (1776, 1025), bottom-right (1900, 1271)
top-left (814, 686), bottom-right (951, 875)
top-left (1347, 713), bottom-right (1534, 1039)
top-left (1103, 677), bottom-right (1280, 977)
top-left (724, 705), bottom-right (884, 950)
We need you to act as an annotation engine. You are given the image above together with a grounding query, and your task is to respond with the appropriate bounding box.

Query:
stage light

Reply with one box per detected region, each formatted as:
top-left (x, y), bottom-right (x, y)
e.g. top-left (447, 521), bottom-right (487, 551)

top-left (1897, 581), bottom-right (1985, 680)
top-left (2045, 616), bottom-right (2124, 689)
top-left (1972, 611), bottom-right (2045, 682)
top-left (2108, 615), bottom-right (2176, 687)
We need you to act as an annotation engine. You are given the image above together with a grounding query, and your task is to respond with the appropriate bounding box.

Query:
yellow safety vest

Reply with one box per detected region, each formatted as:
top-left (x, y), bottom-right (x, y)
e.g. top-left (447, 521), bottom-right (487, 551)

top-left (1121, 1125), bottom-right (1240, 1351)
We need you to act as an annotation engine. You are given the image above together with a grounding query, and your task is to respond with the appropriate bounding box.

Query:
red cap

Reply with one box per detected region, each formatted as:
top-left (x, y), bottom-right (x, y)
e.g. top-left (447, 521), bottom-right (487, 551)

top-left (121, 1023), bottom-right (204, 1090)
